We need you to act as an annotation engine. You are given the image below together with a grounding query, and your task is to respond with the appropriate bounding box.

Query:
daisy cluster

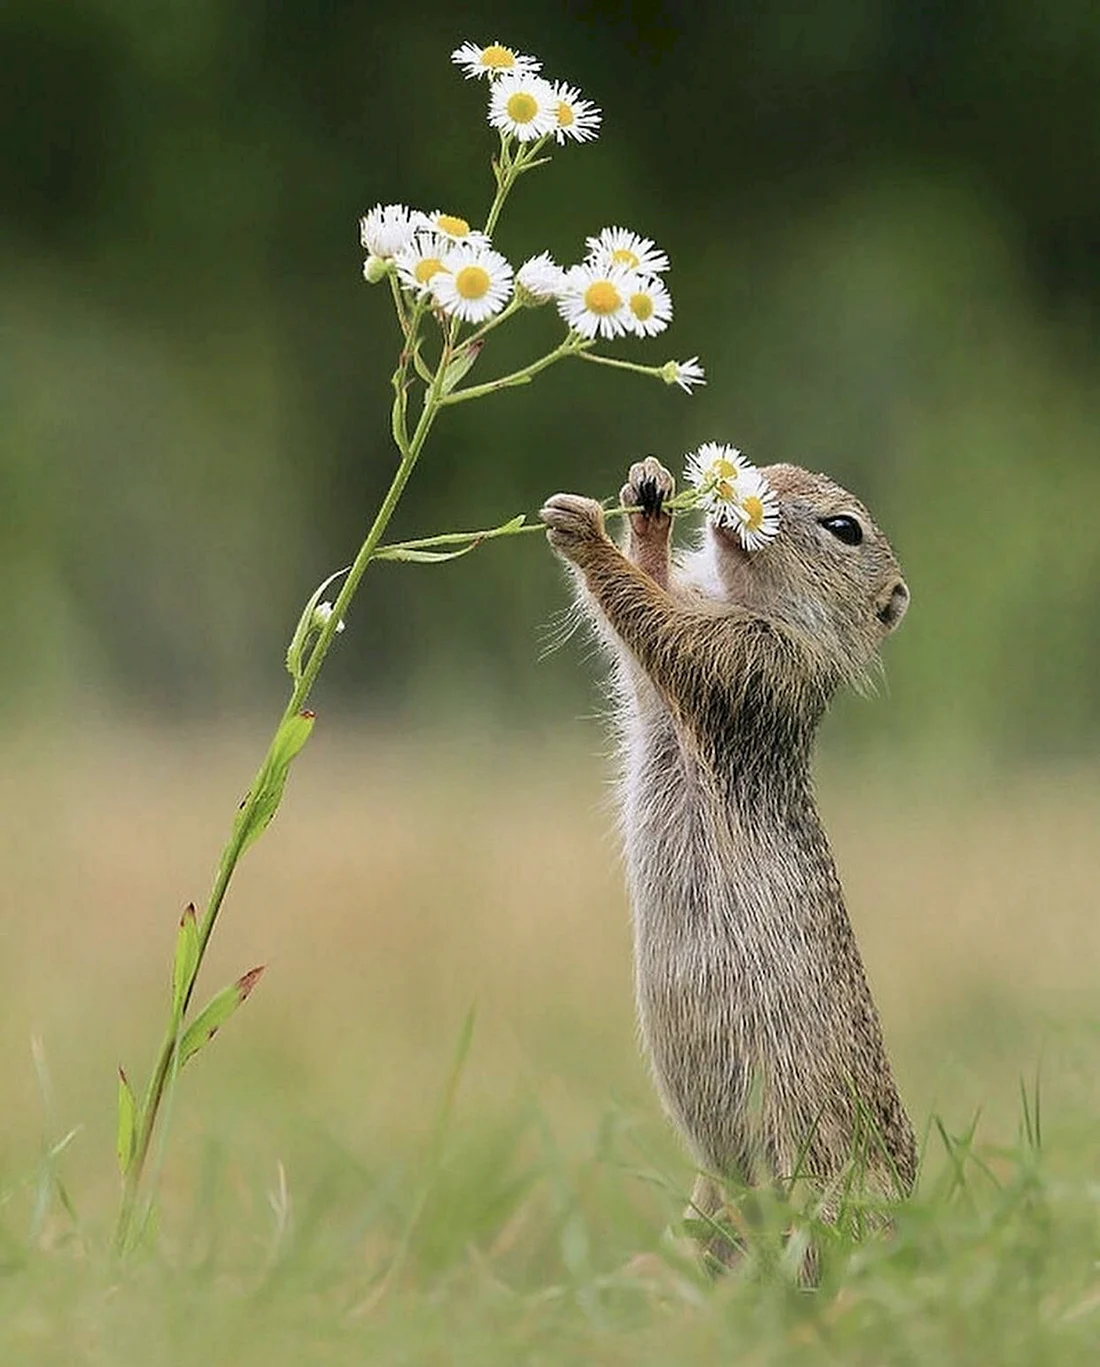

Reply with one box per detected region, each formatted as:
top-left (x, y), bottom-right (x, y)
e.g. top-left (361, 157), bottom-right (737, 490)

top-left (360, 204), bottom-right (515, 324)
top-left (361, 205), bottom-right (697, 355)
top-left (557, 226), bottom-right (672, 341)
top-left (683, 442), bottom-right (780, 551)
top-left (357, 41), bottom-right (706, 396)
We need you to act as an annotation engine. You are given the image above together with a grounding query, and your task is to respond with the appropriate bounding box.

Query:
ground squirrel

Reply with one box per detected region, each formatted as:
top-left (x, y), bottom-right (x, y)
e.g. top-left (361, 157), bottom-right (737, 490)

top-left (540, 456), bottom-right (916, 1262)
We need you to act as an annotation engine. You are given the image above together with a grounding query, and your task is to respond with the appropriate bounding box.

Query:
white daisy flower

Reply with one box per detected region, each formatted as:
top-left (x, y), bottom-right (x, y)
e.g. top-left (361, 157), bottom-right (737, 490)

top-left (684, 442), bottom-right (754, 519)
top-left (625, 275), bottom-right (672, 337)
top-left (730, 467), bottom-right (781, 551)
top-left (430, 244), bottom-right (513, 324)
top-left (516, 251), bottom-right (566, 304)
top-left (419, 210), bottom-right (489, 248)
top-left (585, 226), bottom-right (670, 276)
top-left (393, 232), bottom-right (451, 295)
top-left (313, 601), bottom-right (345, 634)
top-left (550, 81), bottom-right (602, 144)
top-left (663, 356), bottom-right (706, 393)
top-left (556, 262), bottom-right (637, 339)
top-left (359, 203), bottom-right (421, 259)
top-left (488, 72), bottom-right (559, 142)
top-left (451, 40), bottom-right (541, 80)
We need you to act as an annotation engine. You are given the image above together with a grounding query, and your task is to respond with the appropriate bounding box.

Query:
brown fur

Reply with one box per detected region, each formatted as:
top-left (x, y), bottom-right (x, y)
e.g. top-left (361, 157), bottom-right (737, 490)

top-left (540, 457), bottom-right (916, 1264)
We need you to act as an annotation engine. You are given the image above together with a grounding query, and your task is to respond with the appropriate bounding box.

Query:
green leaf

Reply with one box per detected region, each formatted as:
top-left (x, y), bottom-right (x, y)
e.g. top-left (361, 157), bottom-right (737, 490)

top-left (286, 566), bottom-right (350, 681)
top-left (177, 966), bottom-right (265, 1069)
top-left (440, 340), bottom-right (484, 396)
top-left (117, 1068), bottom-right (137, 1176)
top-left (373, 514), bottom-right (528, 564)
top-left (171, 903), bottom-right (199, 1017)
top-left (269, 709), bottom-right (315, 769)
top-left (377, 543), bottom-right (483, 564)
top-left (234, 711), bottom-right (315, 855)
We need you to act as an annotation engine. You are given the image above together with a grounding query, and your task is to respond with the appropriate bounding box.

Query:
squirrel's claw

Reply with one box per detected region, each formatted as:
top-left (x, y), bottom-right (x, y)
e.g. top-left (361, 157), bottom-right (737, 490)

top-left (622, 456), bottom-right (675, 520)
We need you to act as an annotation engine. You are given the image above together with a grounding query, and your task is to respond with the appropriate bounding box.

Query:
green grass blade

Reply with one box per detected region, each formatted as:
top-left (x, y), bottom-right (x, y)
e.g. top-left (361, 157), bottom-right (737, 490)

top-left (351, 1005), bottom-right (477, 1314)
top-left (116, 1069), bottom-right (137, 1176)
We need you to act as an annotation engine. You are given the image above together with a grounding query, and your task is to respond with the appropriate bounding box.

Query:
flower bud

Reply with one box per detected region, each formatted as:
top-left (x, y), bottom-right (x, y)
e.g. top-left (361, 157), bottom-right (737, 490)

top-left (363, 254), bottom-right (391, 285)
top-left (313, 601), bottom-right (345, 633)
top-left (516, 252), bottom-right (565, 307)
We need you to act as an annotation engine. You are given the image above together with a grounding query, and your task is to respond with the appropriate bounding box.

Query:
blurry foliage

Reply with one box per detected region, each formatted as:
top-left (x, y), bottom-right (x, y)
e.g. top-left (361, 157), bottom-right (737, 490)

top-left (1, 1), bottom-right (1098, 751)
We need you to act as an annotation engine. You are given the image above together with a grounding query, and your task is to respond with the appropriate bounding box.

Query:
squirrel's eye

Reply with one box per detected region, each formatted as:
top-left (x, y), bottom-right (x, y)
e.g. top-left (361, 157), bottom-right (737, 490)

top-left (819, 515), bottom-right (863, 546)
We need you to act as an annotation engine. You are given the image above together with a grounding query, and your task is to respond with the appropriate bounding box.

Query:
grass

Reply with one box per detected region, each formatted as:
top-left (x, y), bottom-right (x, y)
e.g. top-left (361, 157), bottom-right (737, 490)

top-left (1, 722), bottom-right (1098, 1364)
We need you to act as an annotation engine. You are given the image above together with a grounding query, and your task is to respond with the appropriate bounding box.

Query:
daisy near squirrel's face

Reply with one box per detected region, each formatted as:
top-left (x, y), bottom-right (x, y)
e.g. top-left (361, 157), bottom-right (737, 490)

top-left (684, 443), bottom-right (780, 552)
top-left (706, 464), bottom-right (910, 649)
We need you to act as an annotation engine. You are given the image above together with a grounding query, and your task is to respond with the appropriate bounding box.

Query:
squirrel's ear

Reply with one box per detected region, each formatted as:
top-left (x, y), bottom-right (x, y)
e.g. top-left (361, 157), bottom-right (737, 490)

top-left (876, 579), bottom-right (909, 632)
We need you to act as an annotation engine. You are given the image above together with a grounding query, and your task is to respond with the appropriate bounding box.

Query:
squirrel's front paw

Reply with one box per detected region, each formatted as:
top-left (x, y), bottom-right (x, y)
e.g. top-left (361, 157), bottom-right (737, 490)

top-left (621, 456), bottom-right (675, 533)
top-left (540, 493), bottom-right (607, 560)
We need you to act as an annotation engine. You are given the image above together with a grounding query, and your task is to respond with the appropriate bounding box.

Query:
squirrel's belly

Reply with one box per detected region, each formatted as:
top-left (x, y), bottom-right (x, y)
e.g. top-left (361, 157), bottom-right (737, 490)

top-left (631, 883), bottom-right (784, 1175)
top-left (620, 756), bottom-right (833, 1174)
top-left (614, 711), bottom-right (914, 1190)
top-left (634, 938), bottom-right (764, 1175)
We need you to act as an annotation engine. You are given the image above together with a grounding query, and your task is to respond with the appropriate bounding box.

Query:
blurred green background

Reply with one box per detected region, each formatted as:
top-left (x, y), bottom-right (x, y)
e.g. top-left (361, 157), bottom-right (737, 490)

top-left (3, 0), bottom-right (1098, 753)
top-left (3, 9), bottom-right (1100, 1358)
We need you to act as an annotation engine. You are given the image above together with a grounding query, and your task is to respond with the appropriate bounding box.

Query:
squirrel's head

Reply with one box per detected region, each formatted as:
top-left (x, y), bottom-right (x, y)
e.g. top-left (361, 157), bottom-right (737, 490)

top-left (701, 463), bottom-right (909, 687)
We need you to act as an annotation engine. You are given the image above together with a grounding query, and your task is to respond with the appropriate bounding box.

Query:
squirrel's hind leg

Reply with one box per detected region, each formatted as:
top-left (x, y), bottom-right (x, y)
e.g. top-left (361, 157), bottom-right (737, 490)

top-left (684, 1173), bottom-right (744, 1274)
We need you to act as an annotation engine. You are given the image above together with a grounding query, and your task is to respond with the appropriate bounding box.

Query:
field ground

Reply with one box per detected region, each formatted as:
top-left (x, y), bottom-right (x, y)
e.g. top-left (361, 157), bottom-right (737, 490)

top-left (1, 723), bottom-right (1098, 1364)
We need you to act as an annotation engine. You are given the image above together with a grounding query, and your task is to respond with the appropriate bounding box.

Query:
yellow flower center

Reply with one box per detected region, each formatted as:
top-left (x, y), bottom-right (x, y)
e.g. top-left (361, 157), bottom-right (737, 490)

top-left (414, 257), bottom-right (445, 284)
top-left (556, 101), bottom-right (574, 127)
top-left (715, 480), bottom-right (736, 502)
top-left (506, 91), bottom-right (539, 124)
top-left (742, 495), bottom-right (765, 531)
top-left (437, 214), bottom-right (470, 237)
top-left (481, 45), bottom-right (516, 70)
top-left (611, 247), bottom-right (640, 268)
top-left (455, 265), bottom-right (491, 300)
top-left (713, 458), bottom-right (740, 481)
top-left (584, 280), bottom-right (622, 315)
top-left (629, 292), bottom-right (654, 321)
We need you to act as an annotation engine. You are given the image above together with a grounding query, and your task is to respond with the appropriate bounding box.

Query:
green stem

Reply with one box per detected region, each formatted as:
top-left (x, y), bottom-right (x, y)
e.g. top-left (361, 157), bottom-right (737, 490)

top-left (440, 336), bottom-right (587, 406)
top-left (575, 351), bottom-right (668, 381)
top-left (373, 494), bottom-right (705, 558)
top-left (388, 278), bottom-right (435, 384)
top-left (483, 133), bottom-right (550, 238)
top-left (388, 272), bottom-right (410, 337)
top-left (461, 295), bottom-right (524, 349)
top-left (377, 523), bottom-right (544, 554)
top-left (115, 311), bottom-right (452, 1256)
top-left (484, 137), bottom-right (514, 237)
